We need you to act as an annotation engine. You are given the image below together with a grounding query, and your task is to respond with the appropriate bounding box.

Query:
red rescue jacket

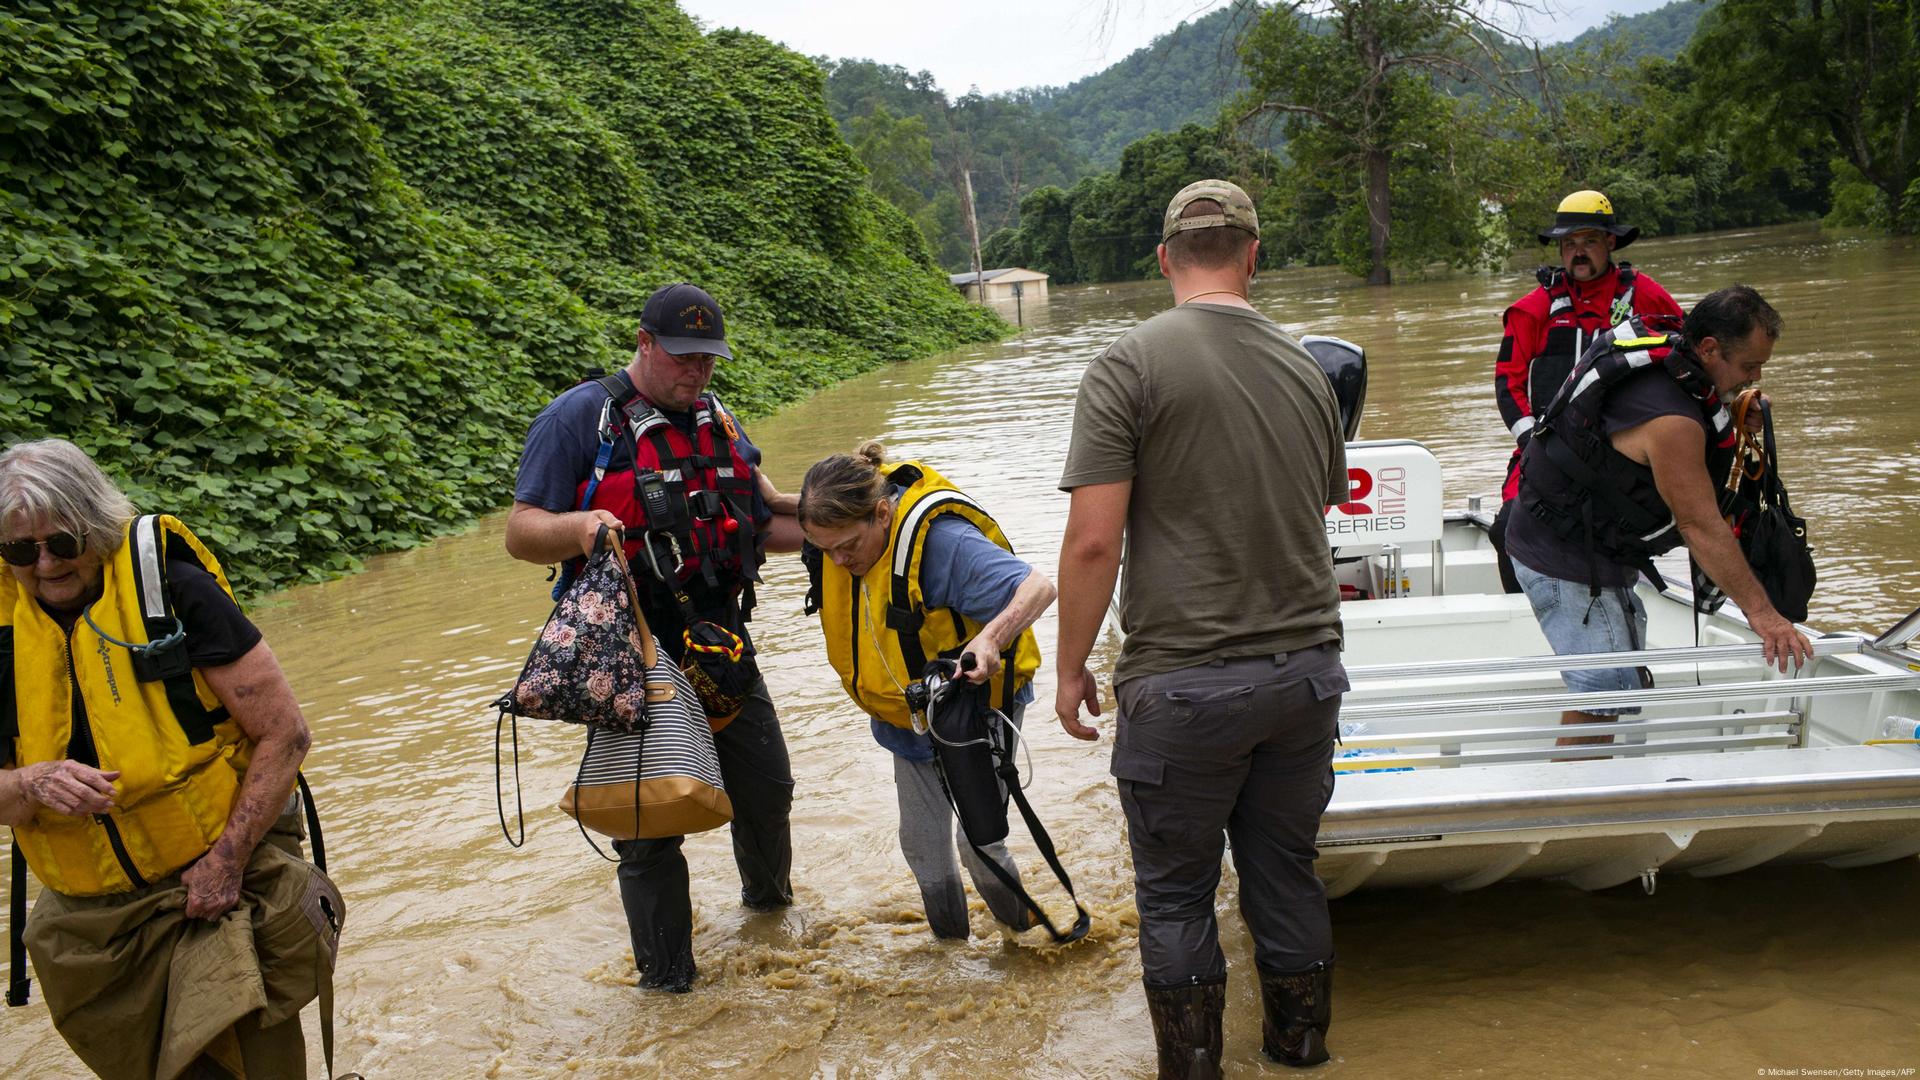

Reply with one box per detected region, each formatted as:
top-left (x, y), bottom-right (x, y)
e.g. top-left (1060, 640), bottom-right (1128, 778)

top-left (1494, 262), bottom-right (1681, 499)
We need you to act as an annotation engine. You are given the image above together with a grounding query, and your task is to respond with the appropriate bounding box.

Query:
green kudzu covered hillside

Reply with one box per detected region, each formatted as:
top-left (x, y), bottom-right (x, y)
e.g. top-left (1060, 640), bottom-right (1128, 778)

top-left (1, 0), bottom-right (1001, 595)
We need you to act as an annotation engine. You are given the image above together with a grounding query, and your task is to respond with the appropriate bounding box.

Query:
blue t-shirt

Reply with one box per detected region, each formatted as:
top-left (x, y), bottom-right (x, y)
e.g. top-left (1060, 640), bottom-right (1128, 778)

top-left (514, 371), bottom-right (772, 655)
top-left (869, 509), bottom-right (1036, 762)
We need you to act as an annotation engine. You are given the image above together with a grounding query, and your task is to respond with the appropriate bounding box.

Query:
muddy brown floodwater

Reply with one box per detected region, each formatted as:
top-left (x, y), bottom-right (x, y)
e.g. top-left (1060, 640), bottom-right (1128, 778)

top-left (6, 222), bottom-right (1918, 1077)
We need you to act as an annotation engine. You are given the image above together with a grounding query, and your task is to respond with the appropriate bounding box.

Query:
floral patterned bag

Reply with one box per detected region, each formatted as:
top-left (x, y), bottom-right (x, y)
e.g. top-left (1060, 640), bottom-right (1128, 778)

top-left (493, 528), bottom-right (731, 847)
top-left (503, 532), bottom-right (655, 732)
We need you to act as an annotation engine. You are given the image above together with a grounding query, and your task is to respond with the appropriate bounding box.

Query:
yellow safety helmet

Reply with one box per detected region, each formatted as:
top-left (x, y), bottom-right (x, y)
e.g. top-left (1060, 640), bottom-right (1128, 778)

top-left (1539, 189), bottom-right (1638, 249)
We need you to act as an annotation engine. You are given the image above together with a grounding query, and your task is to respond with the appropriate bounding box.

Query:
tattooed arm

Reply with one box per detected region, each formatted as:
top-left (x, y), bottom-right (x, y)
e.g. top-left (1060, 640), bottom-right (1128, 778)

top-left (180, 640), bottom-right (313, 919)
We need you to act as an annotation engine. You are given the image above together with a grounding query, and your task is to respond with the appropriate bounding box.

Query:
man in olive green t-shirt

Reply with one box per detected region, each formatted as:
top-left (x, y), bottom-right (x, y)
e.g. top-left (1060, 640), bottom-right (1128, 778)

top-left (1055, 179), bottom-right (1349, 1078)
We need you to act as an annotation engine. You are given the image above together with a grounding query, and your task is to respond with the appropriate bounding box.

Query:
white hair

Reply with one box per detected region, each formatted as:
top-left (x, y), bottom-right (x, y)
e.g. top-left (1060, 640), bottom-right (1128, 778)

top-left (0, 439), bottom-right (137, 553)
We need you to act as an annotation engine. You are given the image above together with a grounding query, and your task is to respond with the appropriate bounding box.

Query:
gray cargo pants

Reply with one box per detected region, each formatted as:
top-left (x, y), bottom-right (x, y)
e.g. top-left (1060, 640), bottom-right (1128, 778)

top-left (1111, 643), bottom-right (1346, 988)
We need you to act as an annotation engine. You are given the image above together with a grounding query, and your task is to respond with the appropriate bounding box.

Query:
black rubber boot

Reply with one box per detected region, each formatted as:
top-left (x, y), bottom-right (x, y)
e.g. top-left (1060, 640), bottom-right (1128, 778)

top-left (1260, 958), bottom-right (1333, 1067)
top-left (1143, 979), bottom-right (1225, 1080)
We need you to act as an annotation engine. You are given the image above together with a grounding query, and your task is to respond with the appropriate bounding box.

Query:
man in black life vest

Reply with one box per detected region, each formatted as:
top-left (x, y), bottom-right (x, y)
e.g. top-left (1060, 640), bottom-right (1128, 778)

top-left (505, 283), bottom-right (805, 992)
top-left (1490, 190), bottom-right (1683, 593)
top-left (1506, 285), bottom-right (1813, 750)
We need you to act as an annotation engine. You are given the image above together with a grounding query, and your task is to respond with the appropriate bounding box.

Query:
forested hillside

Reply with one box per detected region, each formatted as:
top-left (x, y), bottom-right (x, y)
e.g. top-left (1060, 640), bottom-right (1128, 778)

top-left (821, 60), bottom-right (1083, 271)
top-left (1025, 1), bottom-right (1709, 169)
top-left (824, 1), bottom-right (1745, 275)
top-left (886, 0), bottom-right (1909, 286)
top-left (1025, 3), bottom-right (1263, 166)
top-left (1, 0), bottom-right (1001, 594)
top-left (1565, 2), bottom-right (1707, 59)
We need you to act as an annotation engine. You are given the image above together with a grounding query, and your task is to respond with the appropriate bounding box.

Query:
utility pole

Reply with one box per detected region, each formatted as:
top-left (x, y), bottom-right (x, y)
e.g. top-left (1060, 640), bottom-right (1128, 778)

top-left (963, 169), bottom-right (985, 304)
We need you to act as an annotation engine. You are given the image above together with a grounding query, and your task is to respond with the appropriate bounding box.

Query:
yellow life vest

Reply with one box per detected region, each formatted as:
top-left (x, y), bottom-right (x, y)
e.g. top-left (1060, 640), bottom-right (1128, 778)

top-left (3, 515), bottom-right (254, 896)
top-left (815, 462), bottom-right (1043, 729)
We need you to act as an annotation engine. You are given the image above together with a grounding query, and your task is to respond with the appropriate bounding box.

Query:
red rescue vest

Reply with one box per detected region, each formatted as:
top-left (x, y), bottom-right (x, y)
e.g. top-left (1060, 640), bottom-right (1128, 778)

top-left (568, 376), bottom-right (762, 617)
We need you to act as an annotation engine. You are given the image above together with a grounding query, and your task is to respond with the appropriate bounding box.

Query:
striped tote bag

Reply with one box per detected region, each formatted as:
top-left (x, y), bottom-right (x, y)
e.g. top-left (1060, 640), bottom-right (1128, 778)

top-left (559, 653), bottom-right (733, 840)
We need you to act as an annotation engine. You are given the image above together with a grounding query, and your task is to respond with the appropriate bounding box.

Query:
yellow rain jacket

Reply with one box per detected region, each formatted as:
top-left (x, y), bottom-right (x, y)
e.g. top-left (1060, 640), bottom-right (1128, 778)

top-left (816, 462), bottom-right (1042, 729)
top-left (3, 515), bottom-right (253, 896)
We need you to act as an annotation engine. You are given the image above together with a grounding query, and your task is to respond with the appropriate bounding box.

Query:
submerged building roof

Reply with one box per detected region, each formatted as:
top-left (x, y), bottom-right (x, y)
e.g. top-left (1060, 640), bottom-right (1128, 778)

top-left (948, 267), bottom-right (1049, 286)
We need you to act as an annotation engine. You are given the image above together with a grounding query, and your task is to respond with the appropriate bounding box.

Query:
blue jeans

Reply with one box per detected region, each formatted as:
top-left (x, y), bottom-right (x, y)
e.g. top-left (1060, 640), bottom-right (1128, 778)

top-left (1513, 561), bottom-right (1648, 716)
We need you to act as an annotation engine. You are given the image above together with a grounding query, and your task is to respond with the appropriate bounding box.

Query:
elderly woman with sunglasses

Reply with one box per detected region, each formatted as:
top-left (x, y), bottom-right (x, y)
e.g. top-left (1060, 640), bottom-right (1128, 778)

top-left (0, 438), bottom-right (342, 1079)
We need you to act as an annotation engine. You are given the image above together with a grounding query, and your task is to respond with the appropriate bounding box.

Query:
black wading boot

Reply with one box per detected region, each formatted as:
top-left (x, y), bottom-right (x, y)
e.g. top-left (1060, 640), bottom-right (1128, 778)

top-left (1143, 979), bottom-right (1225, 1080)
top-left (1260, 958), bottom-right (1333, 1067)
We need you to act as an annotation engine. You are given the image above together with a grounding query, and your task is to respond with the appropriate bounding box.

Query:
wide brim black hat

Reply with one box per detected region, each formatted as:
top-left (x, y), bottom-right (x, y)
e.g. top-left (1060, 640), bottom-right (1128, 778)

top-left (1539, 215), bottom-right (1639, 250)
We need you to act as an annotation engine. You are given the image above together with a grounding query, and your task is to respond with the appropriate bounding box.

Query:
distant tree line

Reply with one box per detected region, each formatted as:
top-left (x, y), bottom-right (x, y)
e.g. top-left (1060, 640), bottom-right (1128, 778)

top-left (822, 60), bottom-right (1086, 272)
top-left (826, 0), bottom-right (1916, 284)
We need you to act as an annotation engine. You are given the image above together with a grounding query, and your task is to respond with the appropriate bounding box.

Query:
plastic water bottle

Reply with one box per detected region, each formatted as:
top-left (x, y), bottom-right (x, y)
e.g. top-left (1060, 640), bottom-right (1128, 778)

top-left (1336, 722), bottom-right (1414, 773)
top-left (1879, 716), bottom-right (1920, 742)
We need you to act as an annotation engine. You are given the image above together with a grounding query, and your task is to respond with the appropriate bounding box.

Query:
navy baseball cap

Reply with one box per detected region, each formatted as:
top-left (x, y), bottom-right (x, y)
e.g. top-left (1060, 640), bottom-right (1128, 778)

top-left (640, 283), bottom-right (733, 359)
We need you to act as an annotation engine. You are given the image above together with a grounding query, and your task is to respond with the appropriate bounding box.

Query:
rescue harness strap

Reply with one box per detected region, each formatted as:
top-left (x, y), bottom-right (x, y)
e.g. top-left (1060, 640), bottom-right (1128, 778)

top-left (7, 843), bottom-right (24, 1008)
top-left (883, 478), bottom-right (1020, 711)
top-left (128, 516), bottom-right (229, 744)
top-left (2, 627), bottom-right (21, 1005)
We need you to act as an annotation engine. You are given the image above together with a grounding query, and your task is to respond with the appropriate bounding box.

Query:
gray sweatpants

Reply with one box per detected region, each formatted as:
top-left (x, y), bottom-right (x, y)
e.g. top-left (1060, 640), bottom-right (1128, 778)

top-left (894, 706), bottom-right (1030, 938)
top-left (1111, 644), bottom-right (1346, 987)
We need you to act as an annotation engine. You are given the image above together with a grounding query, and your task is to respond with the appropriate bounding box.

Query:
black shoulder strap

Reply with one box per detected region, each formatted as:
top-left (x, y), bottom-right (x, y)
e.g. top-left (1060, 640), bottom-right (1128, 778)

top-left (7, 839), bottom-right (26, 1007)
top-left (942, 728), bottom-right (1090, 945)
top-left (297, 772), bottom-right (327, 874)
top-left (127, 517), bottom-right (226, 745)
top-left (1760, 401), bottom-right (1793, 513)
top-left (596, 373), bottom-right (637, 408)
top-left (3, 626), bottom-right (25, 1007)
top-left (800, 542), bottom-right (823, 616)
top-left (5, 618), bottom-right (23, 1007)
top-left (0, 626), bottom-right (15, 767)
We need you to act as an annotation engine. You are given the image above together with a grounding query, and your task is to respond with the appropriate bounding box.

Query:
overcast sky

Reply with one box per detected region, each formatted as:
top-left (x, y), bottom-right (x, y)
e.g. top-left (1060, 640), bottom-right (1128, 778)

top-left (679, 0), bottom-right (1684, 97)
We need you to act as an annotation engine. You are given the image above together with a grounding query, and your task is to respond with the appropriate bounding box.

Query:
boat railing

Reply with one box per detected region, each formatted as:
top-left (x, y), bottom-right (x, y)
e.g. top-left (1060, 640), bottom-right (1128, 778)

top-left (1345, 673), bottom-right (1911, 724)
top-left (1336, 637), bottom-right (1920, 769)
top-left (1347, 635), bottom-right (1865, 682)
top-left (1334, 714), bottom-right (1800, 768)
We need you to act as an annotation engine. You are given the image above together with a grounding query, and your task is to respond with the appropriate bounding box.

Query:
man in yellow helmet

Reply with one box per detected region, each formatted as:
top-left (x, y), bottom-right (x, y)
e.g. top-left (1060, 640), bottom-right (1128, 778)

top-left (1489, 190), bottom-right (1682, 591)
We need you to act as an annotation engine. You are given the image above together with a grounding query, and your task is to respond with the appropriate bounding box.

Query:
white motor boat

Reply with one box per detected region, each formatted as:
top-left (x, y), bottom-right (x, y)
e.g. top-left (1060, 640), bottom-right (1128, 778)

top-left (1316, 437), bottom-right (1920, 897)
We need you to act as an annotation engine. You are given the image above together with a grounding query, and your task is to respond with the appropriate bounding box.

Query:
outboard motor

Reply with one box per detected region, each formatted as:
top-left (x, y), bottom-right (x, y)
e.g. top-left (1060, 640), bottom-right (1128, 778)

top-left (1300, 334), bottom-right (1367, 440)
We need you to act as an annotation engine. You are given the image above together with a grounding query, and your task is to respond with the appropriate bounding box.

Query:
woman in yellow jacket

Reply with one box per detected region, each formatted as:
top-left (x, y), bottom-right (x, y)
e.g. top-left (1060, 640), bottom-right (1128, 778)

top-left (799, 441), bottom-right (1054, 939)
top-left (0, 438), bottom-right (334, 1079)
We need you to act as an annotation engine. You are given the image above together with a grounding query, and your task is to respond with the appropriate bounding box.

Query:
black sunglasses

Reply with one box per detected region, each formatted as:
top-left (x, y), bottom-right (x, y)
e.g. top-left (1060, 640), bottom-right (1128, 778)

top-left (0, 531), bottom-right (87, 567)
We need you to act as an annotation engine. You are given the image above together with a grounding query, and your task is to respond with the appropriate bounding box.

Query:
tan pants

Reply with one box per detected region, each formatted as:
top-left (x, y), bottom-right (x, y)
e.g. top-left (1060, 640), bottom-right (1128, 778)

top-left (24, 836), bottom-right (343, 1080)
